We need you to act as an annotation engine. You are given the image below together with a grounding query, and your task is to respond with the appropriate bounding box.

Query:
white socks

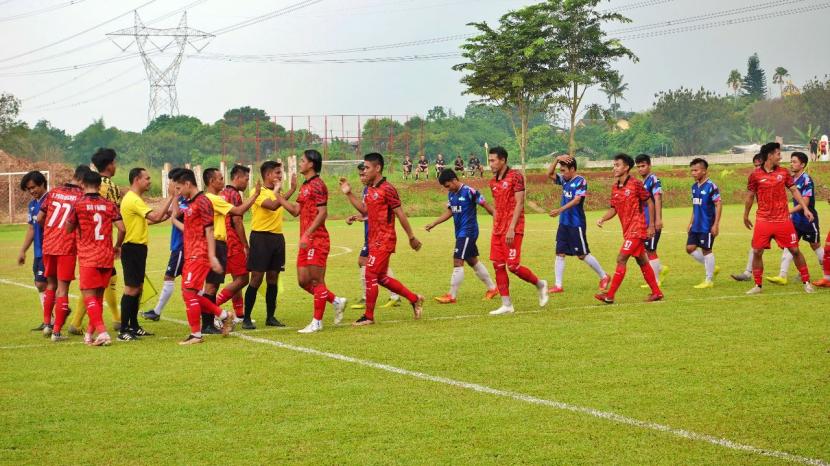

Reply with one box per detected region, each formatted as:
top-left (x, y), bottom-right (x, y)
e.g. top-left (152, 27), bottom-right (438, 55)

top-left (704, 253), bottom-right (716, 281)
top-left (815, 247), bottom-right (824, 266)
top-left (554, 256), bottom-right (565, 287)
top-left (501, 295), bottom-right (512, 307)
top-left (583, 254), bottom-right (606, 278)
top-left (472, 262), bottom-right (495, 289)
top-left (649, 258), bottom-right (662, 278)
top-left (449, 267), bottom-right (464, 298)
top-left (780, 249), bottom-right (793, 277)
top-left (219, 310), bottom-right (228, 320)
top-left (744, 248), bottom-right (754, 274)
top-left (39, 291), bottom-right (45, 307)
top-left (154, 280), bottom-right (175, 315)
top-left (691, 249), bottom-right (705, 264)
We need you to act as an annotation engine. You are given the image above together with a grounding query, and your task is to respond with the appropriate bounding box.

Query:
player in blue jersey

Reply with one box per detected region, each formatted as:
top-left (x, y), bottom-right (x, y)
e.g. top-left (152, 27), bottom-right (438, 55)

top-left (143, 168), bottom-right (189, 321)
top-left (17, 171), bottom-right (49, 330)
top-left (685, 158), bottom-right (722, 288)
top-left (635, 154), bottom-right (668, 285)
top-left (425, 169), bottom-right (498, 303)
top-left (343, 162), bottom-right (400, 310)
top-left (767, 152), bottom-right (823, 285)
top-left (546, 155), bottom-right (610, 293)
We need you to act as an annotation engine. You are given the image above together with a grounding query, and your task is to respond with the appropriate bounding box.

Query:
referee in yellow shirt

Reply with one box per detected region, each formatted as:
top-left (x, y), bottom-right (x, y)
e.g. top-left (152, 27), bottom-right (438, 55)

top-left (202, 168), bottom-right (259, 333)
top-left (242, 160), bottom-right (295, 329)
top-left (118, 167), bottom-right (175, 341)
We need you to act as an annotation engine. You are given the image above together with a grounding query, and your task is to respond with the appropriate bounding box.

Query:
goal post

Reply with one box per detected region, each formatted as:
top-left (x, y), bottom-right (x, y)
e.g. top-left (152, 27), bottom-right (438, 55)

top-left (0, 171), bottom-right (50, 224)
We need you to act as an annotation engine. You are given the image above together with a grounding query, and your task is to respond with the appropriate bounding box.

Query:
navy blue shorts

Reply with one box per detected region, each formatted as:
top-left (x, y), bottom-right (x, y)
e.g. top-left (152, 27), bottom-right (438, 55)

top-left (360, 242), bottom-right (369, 258)
top-left (794, 221), bottom-right (820, 244)
top-left (555, 225), bottom-right (590, 256)
top-left (453, 237), bottom-right (479, 260)
top-left (33, 256), bottom-right (46, 283)
top-left (645, 229), bottom-right (662, 252)
top-left (166, 249), bottom-right (184, 278)
top-left (687, 232), bottom-right (715, 250)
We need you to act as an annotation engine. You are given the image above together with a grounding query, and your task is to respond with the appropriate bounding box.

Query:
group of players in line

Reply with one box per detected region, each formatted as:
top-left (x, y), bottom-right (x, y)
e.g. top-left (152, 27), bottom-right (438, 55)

top-left (16, 142), bottom-right (829, 346)
top-left (402, 153), bottom-right (485, 180)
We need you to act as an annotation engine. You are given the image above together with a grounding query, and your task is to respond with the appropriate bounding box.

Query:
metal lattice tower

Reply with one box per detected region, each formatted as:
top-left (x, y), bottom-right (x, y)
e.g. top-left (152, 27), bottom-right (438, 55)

top-left (107, 12), bottom-right (213, 122)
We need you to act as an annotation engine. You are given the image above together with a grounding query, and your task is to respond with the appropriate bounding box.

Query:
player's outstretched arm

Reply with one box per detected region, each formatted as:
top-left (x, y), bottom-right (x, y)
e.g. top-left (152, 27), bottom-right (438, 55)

top-left (282, 174), bottom-right (297, 200)
top-left (17, 224), bottom-right (35, 265)
top-left (300, 206), bottom-right (327, 249)
top-left (146, 186), bottom-right (176, 224)
top-left (789, 186), bottom-right (815, 222)
top-left (743, 191), bottom-right (755, 230)
top-left (425, 208), bottom-right (452, 232)
top-left (338, 178), bottom-right (367, 215)
top-left (393, 207), bottom-right (422, 251)
top-left (230, 181), bottom-right (262, 216)
top-left (596, 207), bottom-right (616, 227)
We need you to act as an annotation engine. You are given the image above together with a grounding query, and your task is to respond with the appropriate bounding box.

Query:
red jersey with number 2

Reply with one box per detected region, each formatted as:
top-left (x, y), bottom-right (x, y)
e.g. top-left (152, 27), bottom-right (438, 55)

top-left (71, 193), bottom-right (121, 268)
top-left (610, 176), bottom-right (650, 240)
top-left (40, 184), bottom-right (84, 256)
top-left (365, 178), bottom-right (401, 253)
top-left (748, 166), bottom-right (793, 223)
top-left (489, 168), bottom-right (525, 236)
top-left (297, 175), bottom-right (330, 245)
top-left (183, 192), bottom-right (214, 260)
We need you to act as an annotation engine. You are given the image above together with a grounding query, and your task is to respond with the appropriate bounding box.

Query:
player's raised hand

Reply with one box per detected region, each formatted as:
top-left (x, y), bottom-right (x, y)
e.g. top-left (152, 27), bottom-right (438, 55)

top-left (409, 236), bottom-right (422, 251)
top-left (743, 216), bottom-right (753, 230)
top-left (339, 177), bottom-right (352, 195)
top-left (290, 173), bottom-right (297, 189)
top-left (252, 180), bottom-right (262, 197)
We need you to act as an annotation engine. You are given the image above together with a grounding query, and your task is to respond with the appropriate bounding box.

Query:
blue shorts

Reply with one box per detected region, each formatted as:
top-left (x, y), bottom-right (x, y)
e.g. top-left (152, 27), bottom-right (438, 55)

top-left (453, 237), bottom-right (479, 260)
top-left (166, 249), bottom-right (184, 278)
top-left (555, 225), bottom-right (590, 256)
top-left (645, 229), bottom-right (662, 252)
top-left (794, 221), bottom-right (820, 244)
top-left (33, 256), bottom-right (46, 283)
top-left (687, 232), bottom-right (715, 250)
top-left (360, 242), bottom-right (369, 258)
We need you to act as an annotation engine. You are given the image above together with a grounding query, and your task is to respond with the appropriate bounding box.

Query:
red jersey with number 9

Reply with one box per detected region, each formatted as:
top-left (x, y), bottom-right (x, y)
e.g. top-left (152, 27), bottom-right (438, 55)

top-left (70, 193), bottom-right (121, 268)
top-left (610, 176), bottom-right (650, 240)
top-left (747, 166), bottom-right (794, 223)
top-left (489, 168), bottom-right (526, 236)
top-left (40, 183), bottom-right (84, 256)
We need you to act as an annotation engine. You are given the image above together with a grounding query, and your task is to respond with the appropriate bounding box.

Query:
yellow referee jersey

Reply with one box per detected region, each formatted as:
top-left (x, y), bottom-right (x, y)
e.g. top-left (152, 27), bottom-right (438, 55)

top-left (120, 190), bottom-right (152, 245)
top-left (206, 192), bottom-right (232, 241)
top-left (250, 187), bottom-right (283, 233)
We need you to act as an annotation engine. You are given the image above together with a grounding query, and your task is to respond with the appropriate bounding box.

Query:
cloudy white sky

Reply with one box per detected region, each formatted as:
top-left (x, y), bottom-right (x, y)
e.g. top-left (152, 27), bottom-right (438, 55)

top-left (1, 0), bottom-right (826, 133)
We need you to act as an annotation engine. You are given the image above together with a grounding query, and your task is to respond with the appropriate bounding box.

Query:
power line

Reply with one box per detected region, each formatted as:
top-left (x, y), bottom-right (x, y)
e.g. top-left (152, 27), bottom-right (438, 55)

top-left (0, 0), bottom-right (88, 23)
top-left (211, 0), bottom-right (325, 36)
top-left (26, 78), bottom-right (146, 112)
top-left (188, 51), bottom-right (461, 64)
top-left (23, 66), bottom-right (137, 107)
top-left (601, 0), bottom-right (678, 13)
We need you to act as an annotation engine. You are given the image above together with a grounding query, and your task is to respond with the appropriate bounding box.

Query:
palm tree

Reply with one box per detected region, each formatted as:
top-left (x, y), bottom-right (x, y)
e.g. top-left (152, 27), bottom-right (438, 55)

top-left (600, 74), bottom-right (628, 119)
top-left (772, 66), bottom-right (789, 97)
top-left (727, 69), bottom-right (742, 99)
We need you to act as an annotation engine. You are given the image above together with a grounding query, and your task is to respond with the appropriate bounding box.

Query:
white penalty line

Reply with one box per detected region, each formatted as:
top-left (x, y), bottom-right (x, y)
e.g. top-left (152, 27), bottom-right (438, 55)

top-left (157, 316), bottom-right (827, 466)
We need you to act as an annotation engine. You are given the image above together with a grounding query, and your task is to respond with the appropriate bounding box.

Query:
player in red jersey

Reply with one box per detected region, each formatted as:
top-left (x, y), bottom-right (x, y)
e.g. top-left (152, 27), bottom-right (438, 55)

top-left (36, 165), bottom-right (89, 339)
top-left (339, 152), bottom-right (424, 326)
top-left (485, 146), bottom-right (548, 316)
top-left (172, 169), bottom-right (234, 345)
top-left (276, 150), bottom-right (347, 333)
top-left (214, 164), bottom-right (254, 320)
top-left (594, 153), bottom-right (663, 304)
top-left (743, 142), bottom-right (815, 294)
top-left (66, 171), bottom-right (125, 346)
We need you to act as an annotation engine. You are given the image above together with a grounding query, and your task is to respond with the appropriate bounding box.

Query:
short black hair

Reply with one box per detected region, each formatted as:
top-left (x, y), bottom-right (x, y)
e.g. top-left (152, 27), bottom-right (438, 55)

top-left (303, 149), bottom-right (323, 173)
top-left (128, 167), bottom-right (146, 185)
top-left (83, 170), bottom-right (102, 189)
top-left (634, 153), bottom-right (651, 165)
top-left (91, 148), bottom-right (117, 172)
top-left (260, 160), bottom-right (281, 178)
top-left (173, 168), bottom-right (197, 186)
top-left (689, 157), bottom-right (708, 169)
top-left (74, 165), bottom-right (91, 182)
top-left (489, 146), bottom-right (508, 161)
top-left (364, 152), bottom-right (384, 170)
top-left (19, 170), bottom-right (47, 191)
top-left (168, 167), bottom-right (184, 180)
top-left (230, 164), bottom-right (250, 179)
top-left (356, 162), bottom-right (366, 171)
top-left (759, 142), bottom-right (781, 163)
top-left (613, 153), bottom-right (634, 169)
top-left (752, 152), bottom-right (762, 164)
top-left (203, 167), bottom-right (220, 186)
top-left (792, 151), bottom-right (808, 165)
top-left (438, 168), bottom-right (458, 184)
top-left (560, 157), bottom-right (577, 170)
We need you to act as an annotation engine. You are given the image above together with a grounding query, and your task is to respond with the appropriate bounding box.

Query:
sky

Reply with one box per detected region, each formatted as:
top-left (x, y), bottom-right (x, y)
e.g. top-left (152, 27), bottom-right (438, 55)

top-left (1, 0), bottom-right (826, 134)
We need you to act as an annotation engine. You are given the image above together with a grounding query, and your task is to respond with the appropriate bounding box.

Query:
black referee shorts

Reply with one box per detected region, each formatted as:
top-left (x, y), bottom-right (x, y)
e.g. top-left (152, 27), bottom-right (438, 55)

top-left (206, 240), bottom-right (228, 285)
top-left (121, 243), bottom-right (148, 287)
top-left (247, 231), bottom-right (285, 272)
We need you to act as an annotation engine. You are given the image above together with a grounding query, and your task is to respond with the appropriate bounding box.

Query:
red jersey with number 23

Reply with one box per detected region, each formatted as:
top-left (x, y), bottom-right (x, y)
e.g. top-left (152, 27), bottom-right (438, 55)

top-left (365, 178), bottom-right (401, 253)
top-left (610, 176), bottom-right (650, 240)
top-left (183, 192), bottom-right (214, 260)
top-left (221, 185), bottom-right (245, 254)
top-left (489, 168), bottom-right (525, 236)
top-left (748, 166), bottom-right (793, 223)
top-left (40, 184), bottom-right (84, 256)
top-left (71, 193), bottom-right (121, 268)
top-left (297, 175), bottom-right (330, 245)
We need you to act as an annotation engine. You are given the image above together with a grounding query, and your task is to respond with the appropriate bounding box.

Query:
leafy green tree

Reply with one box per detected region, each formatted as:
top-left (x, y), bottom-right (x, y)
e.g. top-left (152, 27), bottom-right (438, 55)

top-left (742, 53), bottom-right (767, 100)
top-left (651, 87), bottom-right (741, 155)
top-left (0, 93), bottom-right (21, 135)
top-left (792, 123), bottom-right (821, 144)
top-left (70, 118), bottom-right (120, 164)
top-left (426, 106), bottom-right (449, 122)
top-left (772, 67), bottom-right (789, 97)
top-left (222, 106), bottom-right (268, 125)
top-left (600, 73), bottom-right (628, 118)
top-left (727, 69), bottom-right (743, 98)
top-left (733, 122), bottom-right (775, 145)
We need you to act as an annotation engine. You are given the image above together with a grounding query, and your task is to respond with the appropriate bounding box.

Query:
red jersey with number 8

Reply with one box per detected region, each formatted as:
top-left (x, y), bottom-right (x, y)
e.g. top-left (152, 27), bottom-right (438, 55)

top-left (70, 193), bottom-right (121, 268)
top-left (40, 184), bottom-right (84, 256)
top-left (747, 166), bottom-right (793, 223)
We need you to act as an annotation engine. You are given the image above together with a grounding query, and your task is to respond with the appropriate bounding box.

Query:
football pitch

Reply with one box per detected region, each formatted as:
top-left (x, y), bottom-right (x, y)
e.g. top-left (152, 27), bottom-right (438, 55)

top-left (0, 204), bottom-right (828, 465)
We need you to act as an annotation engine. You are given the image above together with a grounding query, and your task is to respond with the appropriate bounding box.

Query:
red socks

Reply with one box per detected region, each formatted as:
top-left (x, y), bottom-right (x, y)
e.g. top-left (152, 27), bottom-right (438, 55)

top-left (182, 291), bottom-right (202, 333)
top-left (378, 276), bottom-right (417, 303)
top-left (509, 265), bottom-right (539, 285)
top-left (797, 265), bottom-right (810, 283)
top-left (607, 264), bottom-right (627, 299)
top-left (53, 296), bottom-right (69, 333)
top-left (84, 296), bottom-right (106, 334)
top-left (752, 268), bottom-right (763, 286)
top-left (493, 263), bottom-right (509, 297)
top-left (196, 294), bottom-right (223, 317)
top-left (231, 294), bottom-right (244, 318)
top-left (824, 247), bottom-right (830, 276)
top-left (640, 263), bottom-right (661, 294)
top-left (43, 289), bottom-right (55, 325)
top-left (313, 284), bottom-right (328, 320)
top-left (216, 288), bottom-right (233, 306)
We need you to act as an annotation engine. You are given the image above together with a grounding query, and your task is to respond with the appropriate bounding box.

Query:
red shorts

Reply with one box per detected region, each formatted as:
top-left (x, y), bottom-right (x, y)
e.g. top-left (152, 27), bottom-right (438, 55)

top-left (43, 254), bottom-right (76, 281)
top-left (752, 220), bottom-right (798, 250)
top-left (619, 237), bottom-right (646, 257)
top-left (297, 243), bottom-right (330, 268)
top-left (489, 233), bottom-right (523, 266)
top-left (225, 251), bottom-right (248, 276)
top-left (79, 266), bottom-right (113, 290)
top-left (182, 258), bottom-right (211, 291)
top-left (366, 249), bottom-right (392, 275)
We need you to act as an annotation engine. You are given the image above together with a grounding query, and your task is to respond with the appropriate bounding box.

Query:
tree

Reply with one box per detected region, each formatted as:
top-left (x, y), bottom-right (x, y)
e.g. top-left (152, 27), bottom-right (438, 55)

top-left (426, 106), bottom-right (449, 122)
top-left (222, 106), bottom-right (268, 125)
top-left (727, 69), bottom-right (743, 98)
top-left (600, 73), bottom-right (628, 118)
top-left (742, 53), bottom-right (767, 100)
top-left (651, 87), bottom-right (741, 155)
top-left (772, 66), bottom-right (789, 97)
top-left (454, 4), bottom-right (567, 170)
top-left (0, 92), bottom-right (21, 135)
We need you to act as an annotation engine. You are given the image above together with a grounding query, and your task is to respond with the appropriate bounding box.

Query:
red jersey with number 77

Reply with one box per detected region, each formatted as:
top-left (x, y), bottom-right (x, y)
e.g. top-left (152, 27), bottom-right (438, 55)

top-left (40, 183), bottom-right (84, 256)
top-left (183, 192), bottom-right (214, 260)
top-left (747, 166), bottom-right (794, 223)
top-left (70, 193), bottom-right (121, 268)
top-left (610, 175), bottom-right (650, 240)
top-left (489, 168), bottom-right (526, 236)
top-left (365, 178), bottom-right (401, 253)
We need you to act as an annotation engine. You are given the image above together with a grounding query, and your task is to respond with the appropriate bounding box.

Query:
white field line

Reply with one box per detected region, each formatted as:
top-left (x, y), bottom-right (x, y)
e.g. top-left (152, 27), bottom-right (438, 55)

top-left (162, 314), bottom-right (828, 466)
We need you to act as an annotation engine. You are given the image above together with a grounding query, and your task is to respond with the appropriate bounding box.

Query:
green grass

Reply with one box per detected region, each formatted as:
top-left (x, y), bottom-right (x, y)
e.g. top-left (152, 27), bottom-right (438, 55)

top-left (1, 204), bottom-right (829, 465)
